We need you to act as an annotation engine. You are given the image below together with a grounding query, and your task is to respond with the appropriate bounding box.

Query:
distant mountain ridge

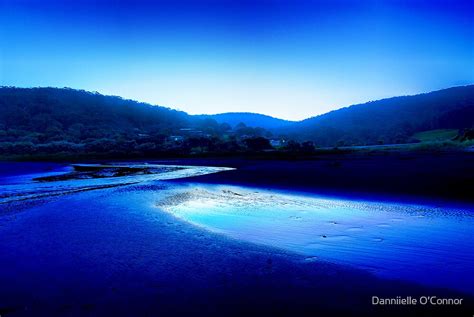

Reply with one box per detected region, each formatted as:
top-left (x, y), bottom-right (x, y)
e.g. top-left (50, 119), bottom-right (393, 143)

top-left (195, 86), bottom-right (474, 146)
top-left (194, 112), bottom-right (293, 130)
top-left (0, 85), bottom-right (473, 156)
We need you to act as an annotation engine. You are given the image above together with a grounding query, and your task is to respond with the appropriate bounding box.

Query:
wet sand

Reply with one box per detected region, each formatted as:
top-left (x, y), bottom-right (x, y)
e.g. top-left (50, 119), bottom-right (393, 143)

top-left (160, 184), bottom-right (474, 294)
top-left (0, 162), bottom-right (473, 316)
top-left (156, 151), bottom-right (474, 203)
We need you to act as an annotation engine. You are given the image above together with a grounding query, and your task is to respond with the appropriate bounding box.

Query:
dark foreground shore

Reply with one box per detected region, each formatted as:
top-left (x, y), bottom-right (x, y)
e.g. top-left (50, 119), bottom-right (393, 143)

top-left (1, 156), bottom-right (473, 316)
top-left (157, 151), bottom-right (474, 204)
top-left (0, 182), bottom-right (472, 317)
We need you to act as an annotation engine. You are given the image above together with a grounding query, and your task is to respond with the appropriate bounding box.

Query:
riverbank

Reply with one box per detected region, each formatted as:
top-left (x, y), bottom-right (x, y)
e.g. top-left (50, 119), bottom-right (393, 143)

top-left (153, 151), bottom-right (474, 204)
top-left (1, 179), bottom-right (472, 316)
top-left (3, 146), bottom-right (473, 201)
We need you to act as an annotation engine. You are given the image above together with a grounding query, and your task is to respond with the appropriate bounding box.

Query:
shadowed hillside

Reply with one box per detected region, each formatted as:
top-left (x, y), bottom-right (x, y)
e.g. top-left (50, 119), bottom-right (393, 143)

top-left (289, 85), bottom-right (474, 146)
top-left (0, 87), bottom-right (190, 136)
top-left (0, 85), bottom-right (473, 158)
top-left (0, 87), bottom-right (274, 157)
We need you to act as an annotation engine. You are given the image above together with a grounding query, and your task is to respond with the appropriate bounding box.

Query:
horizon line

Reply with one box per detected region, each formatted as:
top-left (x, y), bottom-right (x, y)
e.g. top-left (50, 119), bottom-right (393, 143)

top-left (1, 84), bottom-right (473, 122)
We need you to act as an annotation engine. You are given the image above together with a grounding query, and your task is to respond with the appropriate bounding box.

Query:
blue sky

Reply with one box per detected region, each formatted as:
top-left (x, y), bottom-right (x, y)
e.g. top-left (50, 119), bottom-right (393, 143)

top-left (1, 0), bottom-right (473, 120)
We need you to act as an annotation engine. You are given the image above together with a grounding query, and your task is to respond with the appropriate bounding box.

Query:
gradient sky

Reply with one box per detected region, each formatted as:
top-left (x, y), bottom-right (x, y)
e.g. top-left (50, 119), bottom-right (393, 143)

top-left (1, 0), bottom-right (473, 120)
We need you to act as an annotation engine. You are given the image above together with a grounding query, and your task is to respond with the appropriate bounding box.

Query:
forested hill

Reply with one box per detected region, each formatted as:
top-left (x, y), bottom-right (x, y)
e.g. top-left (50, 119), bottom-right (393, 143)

top-left (288, 85), bottom-right (474, 146)
top-left (0, 85), bottom-right (473, 158)
top-left (0, 87), bottom-right (274, 157)
top-left (0, 87), bottom-right (191, 135)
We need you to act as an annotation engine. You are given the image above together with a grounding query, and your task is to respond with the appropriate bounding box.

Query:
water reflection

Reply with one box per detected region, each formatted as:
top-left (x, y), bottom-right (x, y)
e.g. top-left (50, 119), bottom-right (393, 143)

top-left (160, 184), bottom-right (474, 294)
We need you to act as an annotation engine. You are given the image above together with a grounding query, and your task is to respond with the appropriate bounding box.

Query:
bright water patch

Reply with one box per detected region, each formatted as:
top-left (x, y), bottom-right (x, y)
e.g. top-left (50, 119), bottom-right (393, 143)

top-left (160, 184), bottom-right (474, 294)
top-left (0, 163), bottom-right (234, 204)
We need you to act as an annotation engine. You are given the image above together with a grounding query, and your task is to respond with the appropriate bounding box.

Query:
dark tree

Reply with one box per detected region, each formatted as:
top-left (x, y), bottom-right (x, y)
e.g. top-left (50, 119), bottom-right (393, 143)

top-left (244, 137), bottom-right (272, 151)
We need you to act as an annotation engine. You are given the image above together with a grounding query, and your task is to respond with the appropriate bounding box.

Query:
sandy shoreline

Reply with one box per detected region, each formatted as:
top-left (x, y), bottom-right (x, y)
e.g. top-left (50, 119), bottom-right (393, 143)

top-left (0, 173), bottom-right (473, 316)
top-left (151, 152), bottom-right (474, 204)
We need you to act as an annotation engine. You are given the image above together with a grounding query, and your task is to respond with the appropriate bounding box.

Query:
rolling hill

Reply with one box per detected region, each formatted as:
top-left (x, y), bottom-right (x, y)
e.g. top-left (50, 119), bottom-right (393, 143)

top-left (287, 85), bottom-right (474, 146)
top-left (0, 85), bottom-right (473, 157)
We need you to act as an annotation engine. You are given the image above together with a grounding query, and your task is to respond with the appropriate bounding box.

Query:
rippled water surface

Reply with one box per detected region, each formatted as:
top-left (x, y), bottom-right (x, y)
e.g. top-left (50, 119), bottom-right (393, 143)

top-left (0, 162), bottom-right (233, 204)
top-left (1, 162), bottom-right (473, 295)
top-left (160, 184), bottom-right (474, 294)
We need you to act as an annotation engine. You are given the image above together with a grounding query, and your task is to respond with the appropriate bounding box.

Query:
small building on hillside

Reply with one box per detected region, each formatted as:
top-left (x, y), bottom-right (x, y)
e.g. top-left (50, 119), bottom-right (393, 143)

top-left (270, 139), bottom-right (286, 148)
top-left (169, 135), bottom-right (184, 143)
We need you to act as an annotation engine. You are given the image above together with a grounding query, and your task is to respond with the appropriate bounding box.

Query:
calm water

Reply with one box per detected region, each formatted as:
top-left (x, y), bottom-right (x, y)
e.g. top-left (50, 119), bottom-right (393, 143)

top-left (160, 184), bottom-right (474, 294)
top-left (0, 162), bottom-right (233, 204)
top-left (1, 162), bottom-right (473, 295)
